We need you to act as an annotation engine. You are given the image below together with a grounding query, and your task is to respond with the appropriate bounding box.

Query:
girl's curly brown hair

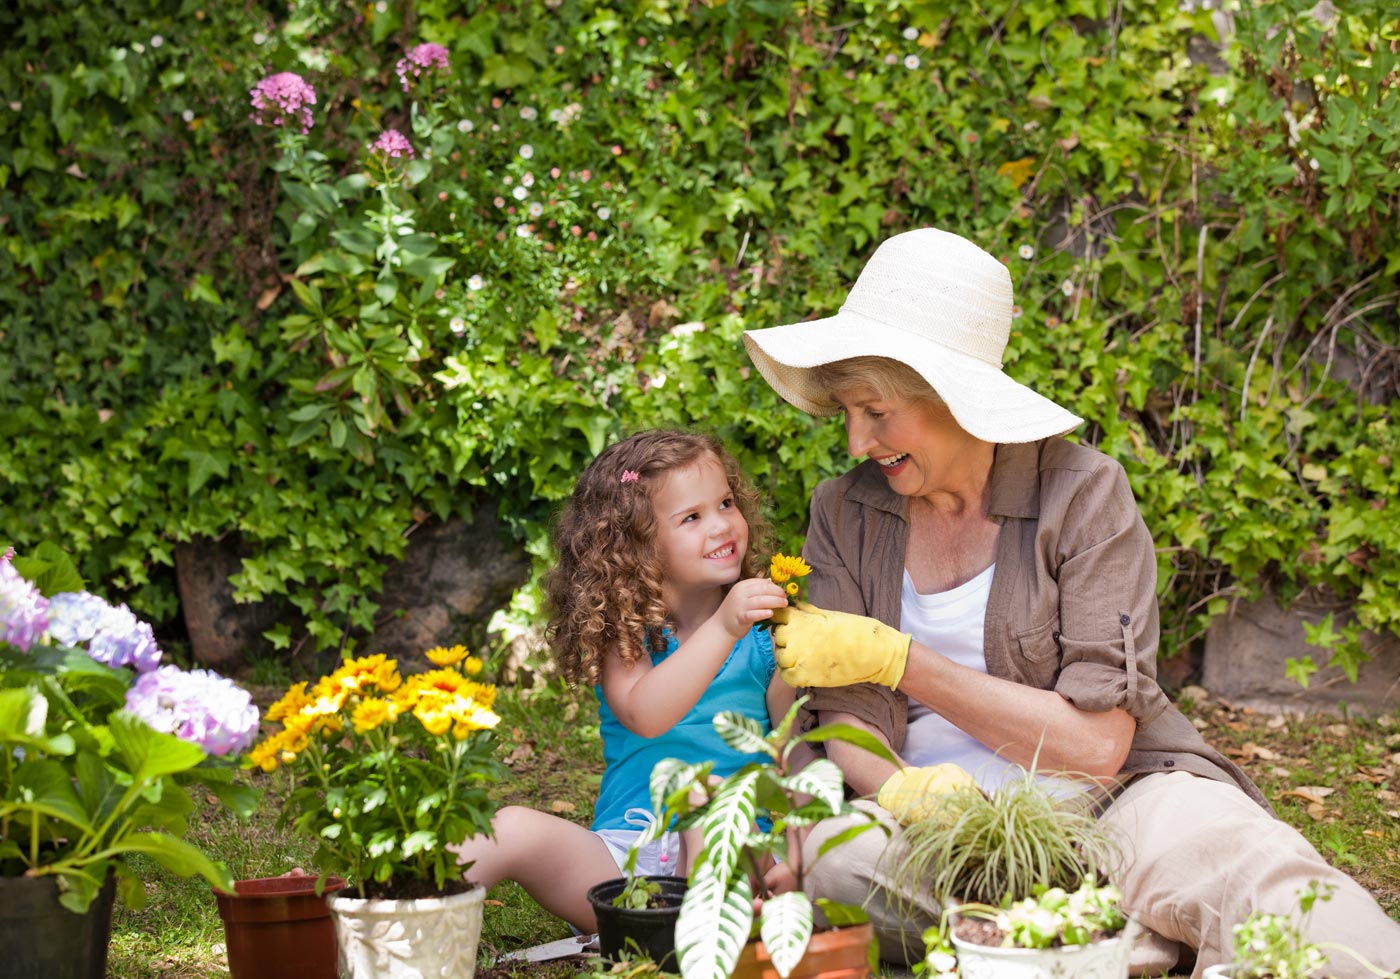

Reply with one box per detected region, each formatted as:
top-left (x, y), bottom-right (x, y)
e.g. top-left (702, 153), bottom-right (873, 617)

top-left (544, 429), bottom-right (772, 686)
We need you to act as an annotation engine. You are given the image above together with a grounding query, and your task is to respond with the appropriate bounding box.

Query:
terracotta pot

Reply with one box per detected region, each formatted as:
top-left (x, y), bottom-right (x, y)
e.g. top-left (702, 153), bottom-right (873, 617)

top-left (329, 882), bottom-right (486, 979)
top-left (215, 875), bottom-right (346, 979)
top-left (0, 873), bottom-right (116, 979)
top-left (587, 875), bottom-right (687, 970)
top-left (731, 922), bottom-right (874, 979)
top-left (949, 915), bottom-right (1139, 979)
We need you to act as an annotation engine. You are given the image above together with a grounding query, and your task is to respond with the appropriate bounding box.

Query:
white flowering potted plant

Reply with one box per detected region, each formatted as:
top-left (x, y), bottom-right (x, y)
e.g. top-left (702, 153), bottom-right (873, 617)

top-left (248, 642), bottom-right (507, 979)
top-left (0, 545), bottom-right (260, 979)
top-left (905, 767), bottom-right (1136, 979)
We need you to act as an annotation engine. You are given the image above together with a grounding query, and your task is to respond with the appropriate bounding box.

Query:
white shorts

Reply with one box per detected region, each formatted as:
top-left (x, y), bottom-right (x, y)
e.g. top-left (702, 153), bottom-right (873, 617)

top-left (593, 808), bottom-right (682, 877)
top-left (594, 828), bottom-right (681, 876)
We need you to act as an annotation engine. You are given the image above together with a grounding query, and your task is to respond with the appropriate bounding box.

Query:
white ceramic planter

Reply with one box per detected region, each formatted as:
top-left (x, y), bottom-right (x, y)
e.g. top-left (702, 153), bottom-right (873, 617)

top-left (950, 916), bottom-right (1139, 979)
top-left (328, 884), bottom-right (486, 979)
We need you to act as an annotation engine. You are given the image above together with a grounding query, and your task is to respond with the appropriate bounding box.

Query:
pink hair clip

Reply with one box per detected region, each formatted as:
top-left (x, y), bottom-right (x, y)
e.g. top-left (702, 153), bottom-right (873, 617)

top-left (620, 470), bottom-right (640, 484)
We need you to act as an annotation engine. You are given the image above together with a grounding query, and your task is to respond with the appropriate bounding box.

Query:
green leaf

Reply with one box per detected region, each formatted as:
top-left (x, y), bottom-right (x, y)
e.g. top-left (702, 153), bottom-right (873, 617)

top-left (714, 711), bottom-right (770, 756)
top-left (759, 890), bottom-right (813, 978)
top-left (117, 832), bottom-right (235, 892)
top-left (677, 869), bottom-right (753, 979)
top-left (110, 712), bottom-right (207, 784)
top-left (798, 723), bottom-right (897, 764)
top-left (9, 542), bottom-right (85, 596)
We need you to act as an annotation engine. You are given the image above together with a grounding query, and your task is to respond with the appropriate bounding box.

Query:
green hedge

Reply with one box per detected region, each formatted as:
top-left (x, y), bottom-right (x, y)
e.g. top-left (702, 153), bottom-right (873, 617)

top-left (3, 0), bottom-right (1398, 681)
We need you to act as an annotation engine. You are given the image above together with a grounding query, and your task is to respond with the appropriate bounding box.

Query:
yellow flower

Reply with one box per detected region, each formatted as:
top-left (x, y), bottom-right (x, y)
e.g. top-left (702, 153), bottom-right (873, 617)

top-left (768, 553), bottom-right (812, 584)
top-left (785, 581), bottom-right (799, 596)
top-left (267, 681), bottom-right (311, 722)
top-left (425, 644), bottom-right (469, 667)
top-left (461, 656), bottom-right (484, 677)
top-left (452, 702), bottom-right (501, 739)
top-left (352, 697), bottom-right (391, 733)
top-left (414, 700), bottom-right (453, 736)
top-left (248, 737), bottom-right (283, 773)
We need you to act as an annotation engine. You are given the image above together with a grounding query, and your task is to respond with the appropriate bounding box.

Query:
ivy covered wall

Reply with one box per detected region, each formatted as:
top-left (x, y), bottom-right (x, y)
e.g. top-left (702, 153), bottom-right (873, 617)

top-left (3, 0), bottom-right (1398, 681)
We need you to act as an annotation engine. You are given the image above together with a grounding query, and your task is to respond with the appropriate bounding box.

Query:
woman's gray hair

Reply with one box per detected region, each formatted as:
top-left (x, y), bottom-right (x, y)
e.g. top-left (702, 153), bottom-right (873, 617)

top-left (806, 356), bottom-right (945, 408)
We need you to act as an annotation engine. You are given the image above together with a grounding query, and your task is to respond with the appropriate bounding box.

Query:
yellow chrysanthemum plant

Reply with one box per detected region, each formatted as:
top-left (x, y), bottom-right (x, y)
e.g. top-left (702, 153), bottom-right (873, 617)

top-left (768, 553), bottom-right (813, 601)
top-left (247, 646), bottom-right (507, 899)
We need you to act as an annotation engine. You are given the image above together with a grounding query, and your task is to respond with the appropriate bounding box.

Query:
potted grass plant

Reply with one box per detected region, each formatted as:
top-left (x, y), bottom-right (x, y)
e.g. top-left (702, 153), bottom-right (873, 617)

top-left (0, 545), bottom-right (260, 979)
top-left (639, 695), bottom-right (893, 979)
top-left (902, 766), bottom-right (1137, 979)
top-left (248, 643), bottom-right (507, 979)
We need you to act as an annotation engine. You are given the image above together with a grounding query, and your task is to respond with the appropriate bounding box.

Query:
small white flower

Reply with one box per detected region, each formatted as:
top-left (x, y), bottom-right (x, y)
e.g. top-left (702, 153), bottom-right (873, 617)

top-left (181, 109), bottom-right (194, 122)
top-left (375, 1), bottom-right (387, 11)
top-left (1308, 156), bottom-right (1320, 170)
top-left (520, 106), bottom-right (538, 120)
top-left (515, 224), bottom-right (531, 238)
top-left (150, 35), bottom-right (164, 48)
top-left (652, 373), bottom-right (667, 389)
top-left (512, 185), bottom-right (528, 200)
top-left (885, 53), bottom-right (898, 65)
top-left (519, 144), bottom-right (534, 159)
top-left (903, 27), bottom-right (920, 40)
top-left (1018, 244), bottom-right (1034, 260)
top-left (1061, 279), bottom-right (1075, 296)
top-left (468, 275), bottom-right (484, 291)
top-left (521, 172), bottom-right (535, 187)
top-left (252, 31), bottom-right (267, 45)
top-left (904, 55), bottom-right (921, 70)
top-left (449, 317), bottom-right (466, 334)
top-left (597, 206), bottom-right (611, 220)
top-left (1012, 305), bottom-right (1023, 319)
top-left (528, 202), bottom-right (543, 218)
top-left (457, 118), bottom-right (475, 133)
top-left (548, 108), bottom-right (563, 122)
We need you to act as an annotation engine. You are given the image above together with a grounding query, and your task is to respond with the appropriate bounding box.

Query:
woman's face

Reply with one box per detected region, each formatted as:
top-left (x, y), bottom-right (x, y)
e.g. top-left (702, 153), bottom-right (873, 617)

top-left (833, 385), bottom-right (984, 499)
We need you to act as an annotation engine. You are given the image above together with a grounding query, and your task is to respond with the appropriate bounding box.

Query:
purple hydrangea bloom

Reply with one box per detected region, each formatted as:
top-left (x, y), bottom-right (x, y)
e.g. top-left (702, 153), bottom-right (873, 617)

top-left (371, 128), bottom-right (414, 160)
top-left (396, 42), bottom-right (450, 91)
top-left (125, 665), bottom-right (261, 757)
top-left (0, 555), bottom-right (49, 652)
top-left (47, 592), bottom-right (162, 673)
top-left (249, 71), bottom-right (317, 134)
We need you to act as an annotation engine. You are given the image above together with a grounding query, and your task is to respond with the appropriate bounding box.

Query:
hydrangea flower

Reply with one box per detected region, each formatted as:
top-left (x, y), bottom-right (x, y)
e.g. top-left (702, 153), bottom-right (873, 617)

top-left (371, 128), bottom-right (415, 160)
top-left (249, 71), bottom-right (317, 134)
top-left (125, 665), bottom-right (261, 756)
top-left (396, 42), bottom-right (451, 91)
top-left (47, 591), bottom-right (162, 672)
top-left (0, 551), bottom-right (49, 652)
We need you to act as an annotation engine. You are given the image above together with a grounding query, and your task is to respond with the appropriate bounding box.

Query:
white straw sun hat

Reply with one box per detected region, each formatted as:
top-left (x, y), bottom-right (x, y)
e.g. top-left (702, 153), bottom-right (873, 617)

top-left (742, 228), bottom-right (1082, 444)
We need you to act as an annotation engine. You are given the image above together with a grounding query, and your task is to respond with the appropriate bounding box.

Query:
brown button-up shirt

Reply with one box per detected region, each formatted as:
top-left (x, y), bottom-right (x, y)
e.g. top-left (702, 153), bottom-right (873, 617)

top-left (799, 436), bottom-right (1269, 810)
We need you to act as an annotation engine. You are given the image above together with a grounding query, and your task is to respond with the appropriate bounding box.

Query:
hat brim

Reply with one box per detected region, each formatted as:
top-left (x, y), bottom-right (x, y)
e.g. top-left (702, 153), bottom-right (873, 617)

top-left (743, 311), bottom-right (1083, 444)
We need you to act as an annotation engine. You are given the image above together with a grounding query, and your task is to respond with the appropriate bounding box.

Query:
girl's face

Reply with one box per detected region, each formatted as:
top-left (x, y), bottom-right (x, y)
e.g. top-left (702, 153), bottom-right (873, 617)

top-left (833, 385), bottom-right (983, 500)
top-left (649, 454), bottom-right (748, 597)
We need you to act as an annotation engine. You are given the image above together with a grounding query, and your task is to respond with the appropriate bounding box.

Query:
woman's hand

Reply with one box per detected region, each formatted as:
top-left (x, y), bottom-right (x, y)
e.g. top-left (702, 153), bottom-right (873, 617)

top-left (715, 577), bottom-right (789, 640)
top-left (771, 602), bottom-right (911, 689)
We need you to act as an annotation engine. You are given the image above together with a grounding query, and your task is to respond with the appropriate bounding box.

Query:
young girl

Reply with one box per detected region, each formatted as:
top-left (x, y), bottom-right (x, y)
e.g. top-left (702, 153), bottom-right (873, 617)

top-left (450, 430), bottom-right (793, 931)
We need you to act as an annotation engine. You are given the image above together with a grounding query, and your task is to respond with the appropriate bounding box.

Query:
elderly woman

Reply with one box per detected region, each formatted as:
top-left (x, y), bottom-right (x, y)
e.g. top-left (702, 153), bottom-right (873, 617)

top-left (743, 228), bottom-right (1400, 977)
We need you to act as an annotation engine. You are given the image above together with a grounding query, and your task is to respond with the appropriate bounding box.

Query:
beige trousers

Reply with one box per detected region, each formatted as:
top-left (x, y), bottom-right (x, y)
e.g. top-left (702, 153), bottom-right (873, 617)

top-left (802, 773), bottom-right (1400, 978)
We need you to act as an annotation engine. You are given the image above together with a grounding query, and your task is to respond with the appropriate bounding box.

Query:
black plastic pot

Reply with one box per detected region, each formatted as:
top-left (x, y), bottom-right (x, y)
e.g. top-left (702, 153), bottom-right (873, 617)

top-left (0, 873), bottom-right (116, 979)
top-left (586, 875), bottom-right (688, 970)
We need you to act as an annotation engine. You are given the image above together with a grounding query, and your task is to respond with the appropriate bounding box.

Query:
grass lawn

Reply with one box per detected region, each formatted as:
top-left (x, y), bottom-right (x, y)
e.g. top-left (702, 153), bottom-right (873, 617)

top-left (108, 678), bottom-right (1400, 978)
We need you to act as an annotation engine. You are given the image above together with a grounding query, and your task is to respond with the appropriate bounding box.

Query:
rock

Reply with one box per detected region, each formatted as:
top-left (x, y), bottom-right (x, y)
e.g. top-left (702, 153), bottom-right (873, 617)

top-left (175, 535), bottom-right (284, 671)
top-left (363, 510), bottom-right (531, 664)
top-left (1201, 589), bottom-right (1400, 716)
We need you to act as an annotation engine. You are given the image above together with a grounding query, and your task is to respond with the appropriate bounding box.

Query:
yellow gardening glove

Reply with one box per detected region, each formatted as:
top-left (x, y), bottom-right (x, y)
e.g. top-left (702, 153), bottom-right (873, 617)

top-left (876, 764), bottom-right (978, 826)
top-left (770, 601), bottom-right (911, 690)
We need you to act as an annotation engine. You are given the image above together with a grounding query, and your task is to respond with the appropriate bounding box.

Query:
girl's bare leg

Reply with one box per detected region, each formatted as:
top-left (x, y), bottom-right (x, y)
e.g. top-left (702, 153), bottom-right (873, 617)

top-left (449, 805), bottom-right (621, 932)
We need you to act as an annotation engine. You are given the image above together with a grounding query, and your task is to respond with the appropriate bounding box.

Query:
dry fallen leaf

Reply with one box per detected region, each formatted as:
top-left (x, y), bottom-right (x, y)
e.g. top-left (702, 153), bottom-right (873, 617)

top-left (550, 800), bottom-right (576, 814)
top-left (1326, 723), bottom-right (1350, 737)
top-left (1278, 786), bottom-right (1336, 805)
top-left (504, 743), bottom-right (536, 766)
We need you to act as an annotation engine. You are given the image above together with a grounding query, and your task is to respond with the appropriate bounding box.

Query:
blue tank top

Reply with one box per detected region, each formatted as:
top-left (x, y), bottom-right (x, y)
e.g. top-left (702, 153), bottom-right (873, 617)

top-left (591, 625), bottom-right (776, 831)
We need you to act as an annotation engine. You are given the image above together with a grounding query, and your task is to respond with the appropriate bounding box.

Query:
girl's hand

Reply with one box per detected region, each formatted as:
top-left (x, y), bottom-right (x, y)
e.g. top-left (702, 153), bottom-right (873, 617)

top-left (716, 577), bottom-right (788, 639)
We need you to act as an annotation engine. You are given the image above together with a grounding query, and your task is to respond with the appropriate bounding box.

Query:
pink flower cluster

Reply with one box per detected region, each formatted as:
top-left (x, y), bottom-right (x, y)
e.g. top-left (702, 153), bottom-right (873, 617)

top-left (371, 128), bottom-right (415, 160)
top-left (396, 42), bottom-right (451, 91)
top-left (249, 71), bottom-right (317, 134)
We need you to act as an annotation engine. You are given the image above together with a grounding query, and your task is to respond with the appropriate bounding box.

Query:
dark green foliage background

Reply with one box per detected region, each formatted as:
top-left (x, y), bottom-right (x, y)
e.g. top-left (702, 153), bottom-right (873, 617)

top-left (3, 0), bottom-right (1398, 677)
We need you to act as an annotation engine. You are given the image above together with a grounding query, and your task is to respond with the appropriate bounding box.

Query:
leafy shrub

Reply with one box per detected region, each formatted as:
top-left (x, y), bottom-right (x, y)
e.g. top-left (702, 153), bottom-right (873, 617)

top-left (3, 0), bottom-right (1397, 681)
